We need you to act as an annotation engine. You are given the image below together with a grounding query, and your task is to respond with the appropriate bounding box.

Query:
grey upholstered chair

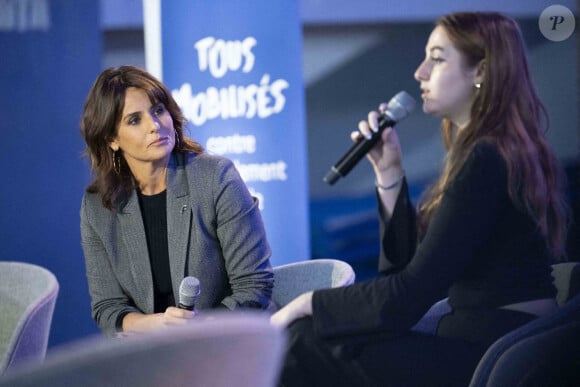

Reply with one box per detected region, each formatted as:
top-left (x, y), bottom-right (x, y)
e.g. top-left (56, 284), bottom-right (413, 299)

top-left (410, 262), bottom-right (580, 384)
top-left (272, 259), bottom-right (356, 308)
top-left (0, 311), bottom-right (286, 387)
top-left (0, 261), bottom-right (59, 375)
top-left (468, 261), bottom-right (580, 386)
top-left (470, 301), bottom-right (580, 386)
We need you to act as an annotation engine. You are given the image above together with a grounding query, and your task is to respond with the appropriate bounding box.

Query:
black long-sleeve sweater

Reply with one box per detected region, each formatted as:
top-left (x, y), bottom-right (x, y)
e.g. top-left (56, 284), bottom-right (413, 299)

top-left (312, 142), bottom-right (556, 339)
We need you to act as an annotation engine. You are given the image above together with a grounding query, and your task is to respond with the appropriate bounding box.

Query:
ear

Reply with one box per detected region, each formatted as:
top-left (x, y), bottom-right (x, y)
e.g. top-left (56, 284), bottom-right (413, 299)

top-left (108, 140), bottom-right (120, 152)
top-left (473, 59), bottom-right (485, 86)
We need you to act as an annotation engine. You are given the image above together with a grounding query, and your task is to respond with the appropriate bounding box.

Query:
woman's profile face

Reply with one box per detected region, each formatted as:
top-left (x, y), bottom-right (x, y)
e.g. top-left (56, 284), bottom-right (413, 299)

top-left (108, 87), bottom-right (176, 174)
top-left (414, 26), bottom-right (481, 128)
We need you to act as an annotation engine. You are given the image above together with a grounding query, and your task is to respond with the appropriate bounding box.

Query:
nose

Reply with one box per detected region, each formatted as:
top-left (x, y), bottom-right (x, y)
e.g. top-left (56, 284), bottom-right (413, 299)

top-left (414, 60), bottom-right (429, 82)
top-left (147, 113), bottom-right (161, 133)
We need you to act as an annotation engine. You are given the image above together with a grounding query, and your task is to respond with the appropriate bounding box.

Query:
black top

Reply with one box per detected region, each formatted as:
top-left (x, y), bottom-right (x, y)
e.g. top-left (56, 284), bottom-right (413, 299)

top-left (137, 189), bottom-right (174, 313)
top-left (312, 142), bottom-right (557, 340)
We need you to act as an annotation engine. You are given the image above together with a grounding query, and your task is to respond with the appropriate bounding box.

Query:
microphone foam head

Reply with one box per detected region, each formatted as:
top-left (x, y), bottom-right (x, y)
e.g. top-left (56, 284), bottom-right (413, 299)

top-left (179, 276), bottom-right (200, 307)
top-left (386, 91), bottom-right (416, 122)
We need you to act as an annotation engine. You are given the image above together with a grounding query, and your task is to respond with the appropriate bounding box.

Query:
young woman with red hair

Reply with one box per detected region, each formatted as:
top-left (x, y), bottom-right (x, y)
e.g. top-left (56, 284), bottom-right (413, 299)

top-left (272, 12), bottom-right (569, 386)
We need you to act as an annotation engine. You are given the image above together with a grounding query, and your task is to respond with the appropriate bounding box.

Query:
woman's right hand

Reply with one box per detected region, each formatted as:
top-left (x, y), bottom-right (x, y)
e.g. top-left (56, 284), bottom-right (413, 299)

top-left (122, 306), bottom-right (196, 333)
top-left (159, 306), bottom-right (196, 327)
top-left (353, 103), bottom-right (404, 180)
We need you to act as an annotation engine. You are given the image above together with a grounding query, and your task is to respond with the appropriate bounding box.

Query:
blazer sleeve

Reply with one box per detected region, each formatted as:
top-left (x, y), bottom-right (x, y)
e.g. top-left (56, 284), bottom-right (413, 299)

top-left (311, 143), bottom-right (509, 339)
top-left (211, 158), bottom-right (274, 310)
top-left (80, 195), bottom-right (141, 335)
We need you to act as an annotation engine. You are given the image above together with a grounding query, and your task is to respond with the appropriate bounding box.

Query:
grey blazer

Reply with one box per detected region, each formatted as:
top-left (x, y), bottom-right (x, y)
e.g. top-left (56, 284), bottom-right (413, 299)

top-left (81, 152), bottom-right (274, 335)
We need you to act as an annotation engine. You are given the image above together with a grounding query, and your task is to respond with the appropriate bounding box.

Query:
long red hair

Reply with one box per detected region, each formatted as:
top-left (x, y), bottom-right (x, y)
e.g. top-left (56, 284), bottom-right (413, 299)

top-left (418, 12), bottom-right (569, 258)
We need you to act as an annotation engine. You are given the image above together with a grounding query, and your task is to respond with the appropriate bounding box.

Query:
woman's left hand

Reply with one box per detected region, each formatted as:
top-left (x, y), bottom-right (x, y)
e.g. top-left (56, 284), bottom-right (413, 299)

top-left (270, 291), bottom-right (314, 329)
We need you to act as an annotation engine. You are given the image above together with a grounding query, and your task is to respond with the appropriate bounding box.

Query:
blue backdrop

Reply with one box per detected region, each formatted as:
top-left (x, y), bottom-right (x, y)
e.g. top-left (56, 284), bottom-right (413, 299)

top-left (0, 0), bottom-right (102, 345)
top-left (157, 1), bottom-right (310, 266)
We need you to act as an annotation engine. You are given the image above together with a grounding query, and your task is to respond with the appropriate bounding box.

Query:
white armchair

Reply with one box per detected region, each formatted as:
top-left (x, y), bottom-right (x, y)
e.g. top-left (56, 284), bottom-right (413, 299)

top-left (272, 258), bottom-right (356, 308)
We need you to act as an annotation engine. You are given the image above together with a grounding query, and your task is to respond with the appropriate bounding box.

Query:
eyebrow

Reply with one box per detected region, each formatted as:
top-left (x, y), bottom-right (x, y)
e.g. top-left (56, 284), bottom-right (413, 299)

top-left (429, 46), bottom-right (445, 53)
top-left (123, 111), bottom-right (141, 123)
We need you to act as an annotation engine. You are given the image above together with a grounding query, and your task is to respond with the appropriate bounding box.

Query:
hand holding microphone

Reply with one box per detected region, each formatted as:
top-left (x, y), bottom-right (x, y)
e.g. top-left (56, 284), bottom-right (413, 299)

top-left (354, 104), bottom-right (404, 177)
top-left (323, 91), bottom-right (416, 185)
top-left (157, 276), bottom-right (201, 327)
top-left (117, 277), bottom-right (200, 333)
top-left (151, 276), bottom-right (201, 328)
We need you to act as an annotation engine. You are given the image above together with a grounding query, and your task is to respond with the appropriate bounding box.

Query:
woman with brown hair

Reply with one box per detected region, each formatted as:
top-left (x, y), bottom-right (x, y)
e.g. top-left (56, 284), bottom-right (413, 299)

top-left (272, 12), bottom-right (569, 386)
top-left (80, 65), bottom-right (274, 335)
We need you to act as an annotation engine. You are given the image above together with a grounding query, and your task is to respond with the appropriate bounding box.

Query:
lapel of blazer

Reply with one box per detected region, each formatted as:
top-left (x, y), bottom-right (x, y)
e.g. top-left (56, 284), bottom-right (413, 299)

top-left (166, 153), bottom-right (193, 299)
top-left (116, 191), bottom-right (154, 312)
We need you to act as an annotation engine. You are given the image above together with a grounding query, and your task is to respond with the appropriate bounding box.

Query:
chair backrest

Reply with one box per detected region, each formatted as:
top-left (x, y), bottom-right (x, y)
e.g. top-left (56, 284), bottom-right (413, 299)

top-left (0, 311), bottom-right (286, 387)
top-left (0, 262), bottom-right (59, 374)
top-left (272, 259), bottom-right (356, 308)
top-left (476, 320), bottom-right (580, 386)
top-left (469, 261), bottom-right (580, 387)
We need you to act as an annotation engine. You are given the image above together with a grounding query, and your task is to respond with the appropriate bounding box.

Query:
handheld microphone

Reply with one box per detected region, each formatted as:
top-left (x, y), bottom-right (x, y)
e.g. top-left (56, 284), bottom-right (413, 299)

top-left (178, 276), bottom-right (200, 311)
top-left (323, 91), bottom-right (416, 185)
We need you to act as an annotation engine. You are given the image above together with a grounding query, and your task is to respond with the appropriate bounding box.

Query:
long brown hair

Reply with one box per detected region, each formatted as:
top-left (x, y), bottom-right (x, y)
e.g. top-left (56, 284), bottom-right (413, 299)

top-left (418, 12), bottom-right (568, 258)
top-left (80, 65), bottom-right (203, 210)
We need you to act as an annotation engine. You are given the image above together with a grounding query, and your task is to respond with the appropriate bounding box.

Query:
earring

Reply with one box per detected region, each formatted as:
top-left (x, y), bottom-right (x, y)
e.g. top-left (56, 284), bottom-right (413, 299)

top-left (474, 83), bottom-right (481, 89)
top-left (112, 150), bottom-right (120, 175)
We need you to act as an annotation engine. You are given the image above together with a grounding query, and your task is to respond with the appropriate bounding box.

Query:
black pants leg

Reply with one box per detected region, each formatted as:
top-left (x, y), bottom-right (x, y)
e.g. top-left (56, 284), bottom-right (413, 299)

top-left (280, 309), bottom-right (537, 387)
top-left (353, 332), bottom-right (487, 387)
top-left (279, 317), bottom-right (487, 387)
top-left (279, 317), bottom-right (378, 387)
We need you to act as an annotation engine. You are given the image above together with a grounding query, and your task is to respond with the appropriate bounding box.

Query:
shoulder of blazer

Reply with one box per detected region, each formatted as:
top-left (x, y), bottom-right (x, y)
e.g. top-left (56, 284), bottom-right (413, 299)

top-left (81, 191), bottom-right (117, 225)
top-left (174, 152), bottom-right (234, 180)
top-left (175, 151), bottom-right (232, 167)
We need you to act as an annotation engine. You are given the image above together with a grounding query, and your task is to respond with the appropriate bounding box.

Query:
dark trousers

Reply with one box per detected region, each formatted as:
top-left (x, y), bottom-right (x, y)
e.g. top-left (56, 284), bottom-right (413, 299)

top-left (280, 309), bottom-right (535, 387)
